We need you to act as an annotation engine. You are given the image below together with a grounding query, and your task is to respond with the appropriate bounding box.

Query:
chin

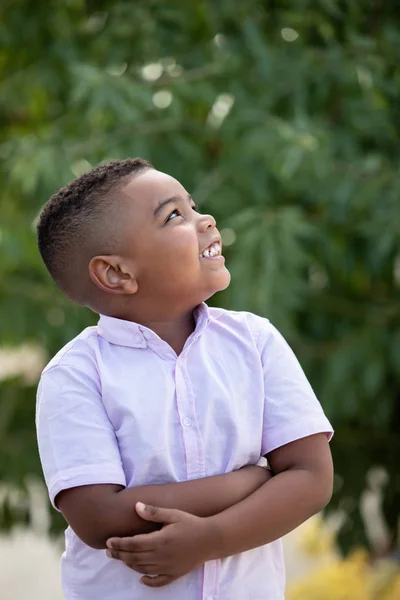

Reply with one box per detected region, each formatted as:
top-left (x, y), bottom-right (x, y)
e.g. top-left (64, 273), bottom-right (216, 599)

top-left (206, 270), bottom-right (231, 297)
top-left (219, 270), bottom-right (231, 290)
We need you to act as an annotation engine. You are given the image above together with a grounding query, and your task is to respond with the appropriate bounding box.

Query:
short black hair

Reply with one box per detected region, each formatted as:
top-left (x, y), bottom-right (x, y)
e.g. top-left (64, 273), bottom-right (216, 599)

top-left (37, 157), bottom-right (152, 299)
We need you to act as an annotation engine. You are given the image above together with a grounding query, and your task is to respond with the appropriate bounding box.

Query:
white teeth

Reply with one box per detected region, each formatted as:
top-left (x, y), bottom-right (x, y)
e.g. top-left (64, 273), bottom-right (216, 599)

top-left (200, 242), bottom-right (221, 258)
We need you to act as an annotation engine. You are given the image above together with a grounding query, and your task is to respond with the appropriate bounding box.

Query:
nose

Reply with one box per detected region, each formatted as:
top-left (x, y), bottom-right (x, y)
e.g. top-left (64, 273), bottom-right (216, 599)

top-left (197, 212), bottom-right (216, 232)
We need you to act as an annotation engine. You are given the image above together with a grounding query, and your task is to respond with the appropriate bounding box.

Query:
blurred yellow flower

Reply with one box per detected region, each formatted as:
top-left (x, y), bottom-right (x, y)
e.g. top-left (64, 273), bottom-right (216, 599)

top-left (287, 551), bottom-right (370, 600)
top-left (287, 518), bottom-right (400, 600)
top-left (297, 515), bottom-right (336, 556)
top-left (379, 571), bottom-right (400, 600)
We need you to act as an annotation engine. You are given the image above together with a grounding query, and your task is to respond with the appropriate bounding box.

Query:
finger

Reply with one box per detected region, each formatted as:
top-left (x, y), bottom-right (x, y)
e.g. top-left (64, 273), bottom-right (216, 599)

top-left (122, 562), bottom-right (159, 575)
top-left (140, 574), bottom-right (176, 588)
top-left (126, 563), bottom-right (160, 575)
top-left (107, 532), bottom-right (159, 552)
top-left (106, 549), bottom-right (154, 563)
top-left (136, 502), bottom-right (186, 525)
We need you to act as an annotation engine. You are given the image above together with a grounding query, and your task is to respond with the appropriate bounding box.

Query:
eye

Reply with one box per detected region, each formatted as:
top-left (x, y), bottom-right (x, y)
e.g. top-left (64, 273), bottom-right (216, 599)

top-left (166, 208), bottom-right (182, 222)
top-left (191, 203), bottom-right (200, 213)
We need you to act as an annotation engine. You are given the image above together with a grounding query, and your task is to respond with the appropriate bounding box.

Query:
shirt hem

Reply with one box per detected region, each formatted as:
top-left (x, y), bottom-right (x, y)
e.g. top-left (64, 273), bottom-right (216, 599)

top-left (262, 414), bottom-right (334, 455)
top-left (49, 466), bottom-right (126, 510)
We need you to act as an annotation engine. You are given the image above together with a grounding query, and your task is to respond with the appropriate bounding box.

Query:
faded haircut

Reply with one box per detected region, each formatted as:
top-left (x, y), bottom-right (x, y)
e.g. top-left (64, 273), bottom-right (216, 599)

top-left (37, 157), bottom-right (152, 298)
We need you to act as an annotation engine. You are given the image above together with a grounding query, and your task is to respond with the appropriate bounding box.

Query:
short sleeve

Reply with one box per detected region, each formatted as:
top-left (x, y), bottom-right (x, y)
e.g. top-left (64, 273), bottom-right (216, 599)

top-left (257, 321), bottom-right (334, 455)
top-left (36, 363), bottom-right (126, 509)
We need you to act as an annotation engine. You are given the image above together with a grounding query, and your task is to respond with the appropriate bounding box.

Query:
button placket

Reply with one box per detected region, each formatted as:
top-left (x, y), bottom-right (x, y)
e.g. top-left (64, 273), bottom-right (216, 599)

top-left (174, 355), bottom-right (205, 481)
top-left (203, 558), bottom-right (221, 600)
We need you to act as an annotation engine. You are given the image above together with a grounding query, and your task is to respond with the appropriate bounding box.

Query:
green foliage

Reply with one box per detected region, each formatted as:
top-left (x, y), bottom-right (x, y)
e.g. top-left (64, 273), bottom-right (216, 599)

top-left (1, 0), bottom-right (399, 553)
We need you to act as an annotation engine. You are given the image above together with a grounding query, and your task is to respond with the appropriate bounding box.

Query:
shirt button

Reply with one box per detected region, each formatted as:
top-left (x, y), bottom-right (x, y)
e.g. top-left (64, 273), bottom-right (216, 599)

top-left (134, 335), bottom-right (142, 343)
top-left (182, 417), bottom-right (192, 427)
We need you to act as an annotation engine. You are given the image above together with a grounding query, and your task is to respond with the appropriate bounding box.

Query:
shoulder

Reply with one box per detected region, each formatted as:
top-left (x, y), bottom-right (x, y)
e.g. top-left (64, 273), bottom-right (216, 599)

top-left (208, 306), bottom-right (274, 346)
top-left (37, 327), bottom-right (103, 421)
top-left (41, 326), bottom-right (100, 385)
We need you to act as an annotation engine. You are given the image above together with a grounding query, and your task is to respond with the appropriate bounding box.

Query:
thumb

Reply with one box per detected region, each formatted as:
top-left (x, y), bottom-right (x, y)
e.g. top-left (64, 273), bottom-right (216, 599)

top-left (135, 502), bottom-right (186, 524)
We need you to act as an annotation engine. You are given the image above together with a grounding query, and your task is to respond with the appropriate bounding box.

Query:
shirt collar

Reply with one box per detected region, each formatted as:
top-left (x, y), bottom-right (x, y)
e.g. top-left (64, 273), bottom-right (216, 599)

top-left (97, 303), bottom-right (211, 349)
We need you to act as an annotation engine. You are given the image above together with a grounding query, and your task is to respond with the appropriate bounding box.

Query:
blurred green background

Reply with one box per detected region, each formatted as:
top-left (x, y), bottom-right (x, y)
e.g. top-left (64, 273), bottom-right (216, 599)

top-left (1, 0), bottom-right (399, 573)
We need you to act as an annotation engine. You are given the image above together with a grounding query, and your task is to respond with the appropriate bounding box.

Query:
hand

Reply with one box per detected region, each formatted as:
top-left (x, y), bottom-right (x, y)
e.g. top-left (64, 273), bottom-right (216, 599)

top-left (106, 502), bottom-right (214, 588)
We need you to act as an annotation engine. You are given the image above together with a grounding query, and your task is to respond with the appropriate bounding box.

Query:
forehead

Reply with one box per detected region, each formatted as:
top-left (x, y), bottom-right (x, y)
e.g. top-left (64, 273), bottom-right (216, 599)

top-left (120, 169), bottom-right (187, 209)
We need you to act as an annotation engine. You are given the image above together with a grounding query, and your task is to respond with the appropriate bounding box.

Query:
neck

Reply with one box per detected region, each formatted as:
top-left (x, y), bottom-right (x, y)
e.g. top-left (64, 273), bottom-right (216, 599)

top-left (94, 296), bottom-right (200, 355)
top-left (139, 309), bottom-right (196, 355)
top-left (105, 301), bottom-right (198, 355)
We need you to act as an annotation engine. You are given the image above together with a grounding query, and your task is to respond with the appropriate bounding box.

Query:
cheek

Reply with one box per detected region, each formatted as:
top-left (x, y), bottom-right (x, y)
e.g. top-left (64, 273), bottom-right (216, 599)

top-left (141, 229), bottom-right (199, 275)
top-left (159, 229), bottom-right (199, 262)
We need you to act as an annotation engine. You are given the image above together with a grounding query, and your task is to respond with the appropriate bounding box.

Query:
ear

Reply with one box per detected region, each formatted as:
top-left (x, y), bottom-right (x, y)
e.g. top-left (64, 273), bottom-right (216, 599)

top-left (88, 255), bottom-right (138, 295)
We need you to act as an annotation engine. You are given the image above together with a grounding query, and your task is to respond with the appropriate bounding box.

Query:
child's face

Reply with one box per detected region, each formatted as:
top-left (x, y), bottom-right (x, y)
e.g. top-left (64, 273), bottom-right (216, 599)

top-left (116, 169), bottom-right (231, 312)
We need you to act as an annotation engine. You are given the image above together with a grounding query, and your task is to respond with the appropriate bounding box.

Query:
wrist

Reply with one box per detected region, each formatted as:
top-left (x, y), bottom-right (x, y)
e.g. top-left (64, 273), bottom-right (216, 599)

top-left (200, 515), bottom-right (224, 562)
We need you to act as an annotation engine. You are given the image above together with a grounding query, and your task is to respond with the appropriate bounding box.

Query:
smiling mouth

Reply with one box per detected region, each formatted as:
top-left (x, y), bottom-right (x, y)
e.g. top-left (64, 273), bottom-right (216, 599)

top-left (199, 241), bottom-right (222, 258)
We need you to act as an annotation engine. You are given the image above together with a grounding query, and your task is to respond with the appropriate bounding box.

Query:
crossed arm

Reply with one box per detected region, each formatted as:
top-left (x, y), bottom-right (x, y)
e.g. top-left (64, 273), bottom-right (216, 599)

top-left (57, 433), bottom-right (333, 588)
top-left (56, 461), bottom-right (271, 549)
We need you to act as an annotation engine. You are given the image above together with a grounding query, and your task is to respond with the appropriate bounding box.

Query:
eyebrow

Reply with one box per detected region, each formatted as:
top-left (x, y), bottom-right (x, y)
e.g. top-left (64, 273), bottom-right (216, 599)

top-left (153, 193), bottom-right (193, 218)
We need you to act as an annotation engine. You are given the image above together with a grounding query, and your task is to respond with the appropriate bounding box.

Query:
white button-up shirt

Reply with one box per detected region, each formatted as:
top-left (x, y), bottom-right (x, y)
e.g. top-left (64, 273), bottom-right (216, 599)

top-left (36, 304), bottom-right (333, 600)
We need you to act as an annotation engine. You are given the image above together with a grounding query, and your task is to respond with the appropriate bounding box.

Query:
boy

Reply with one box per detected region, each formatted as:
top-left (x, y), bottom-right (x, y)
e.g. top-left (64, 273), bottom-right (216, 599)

top-left (36, 158), bottom-right (333, 599)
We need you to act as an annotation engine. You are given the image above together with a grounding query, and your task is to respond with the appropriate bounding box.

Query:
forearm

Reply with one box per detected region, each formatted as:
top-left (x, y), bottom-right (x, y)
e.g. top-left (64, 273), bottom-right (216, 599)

top-left (206, 467), bottom-right (333, 560)
top-left (59, 465), bottom-right (271, 549)
top-left (116, 465), bottom-right (270, 523)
